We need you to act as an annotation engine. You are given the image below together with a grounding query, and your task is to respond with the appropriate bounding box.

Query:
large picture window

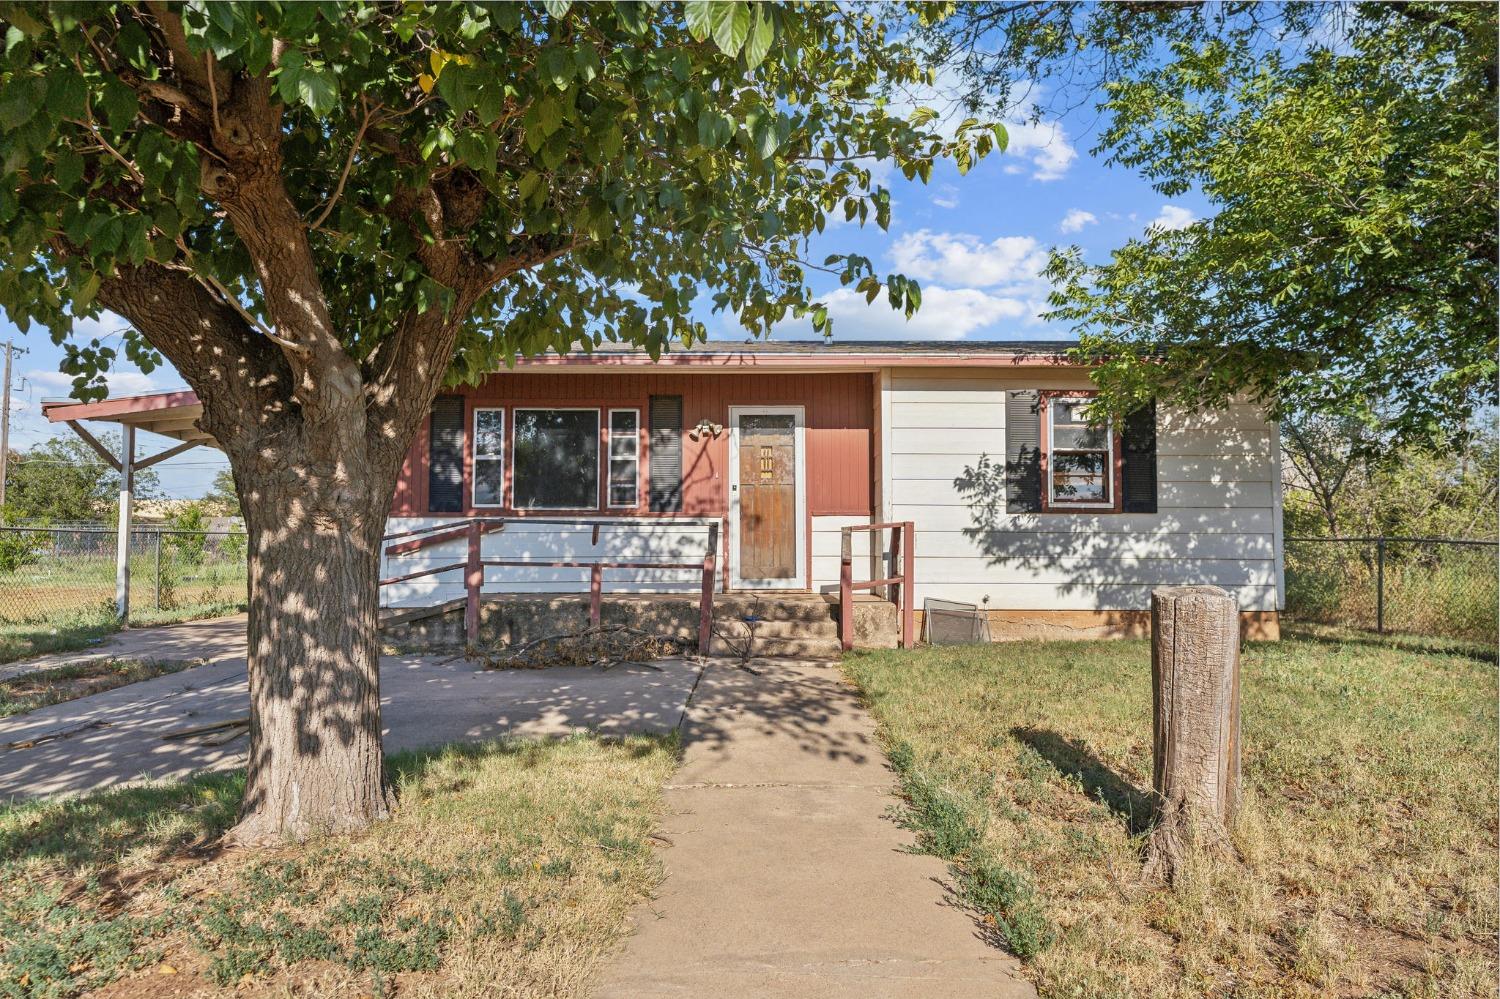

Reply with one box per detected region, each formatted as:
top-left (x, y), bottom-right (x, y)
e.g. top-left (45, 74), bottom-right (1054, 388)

top-left (1045, 395), bottom-right (1114, 509)
top-left (608, 409), bottom-right (640, 507)
top-left (512, 408), bottom-right (600, 509)
top-left (472, 408), bottom-right (504, 506)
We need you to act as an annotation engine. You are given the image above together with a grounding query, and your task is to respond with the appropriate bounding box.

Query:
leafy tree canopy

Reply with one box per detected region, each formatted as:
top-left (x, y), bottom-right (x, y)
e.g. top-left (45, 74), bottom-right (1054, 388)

top-left (0, 0), bottom-right (1002, 399)
top-left (927, 1), bottom-right (1497, 447)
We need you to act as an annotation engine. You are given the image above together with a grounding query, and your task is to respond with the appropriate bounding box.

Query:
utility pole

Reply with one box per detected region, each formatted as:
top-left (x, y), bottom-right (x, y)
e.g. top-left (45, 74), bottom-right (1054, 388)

top-left (0, 340), bottom-right (16, 517)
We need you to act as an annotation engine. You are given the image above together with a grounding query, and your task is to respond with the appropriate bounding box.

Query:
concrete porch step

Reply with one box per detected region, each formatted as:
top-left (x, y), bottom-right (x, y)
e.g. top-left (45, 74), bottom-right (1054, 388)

top-left (712, 616), bottom-right (839, 641)
top-left (709, 634), bottom-right (842, 660)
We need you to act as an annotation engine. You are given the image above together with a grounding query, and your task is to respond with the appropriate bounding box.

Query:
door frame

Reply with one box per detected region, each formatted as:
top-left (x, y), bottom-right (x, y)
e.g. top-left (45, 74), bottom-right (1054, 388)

top-left (727, 404), bottom-right (807, 590)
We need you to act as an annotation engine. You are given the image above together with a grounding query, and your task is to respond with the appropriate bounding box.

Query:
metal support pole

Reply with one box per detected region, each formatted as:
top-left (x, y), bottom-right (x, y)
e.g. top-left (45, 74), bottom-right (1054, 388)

top-left (1375, 536), bottom-right (1386, 634)
top-left (839, 528), bottom-right (853, 652)
top-left (154, 530), bottom-right (161, 610)
top-left (115, 425), bottom-right (134, 623)
top-left (698, 522), bottom-right (717, 655)
top-left (901, 521), bottom-right (915, 650)
top-left (464, 519), bottom-right (482, 645)
top-left (589, 564), bottom-right (603, 628)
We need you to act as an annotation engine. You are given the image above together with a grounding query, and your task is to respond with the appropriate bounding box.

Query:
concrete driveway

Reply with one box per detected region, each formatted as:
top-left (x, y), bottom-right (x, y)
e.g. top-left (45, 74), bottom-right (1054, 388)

top-left (0, 635), bottom-right (702, 801)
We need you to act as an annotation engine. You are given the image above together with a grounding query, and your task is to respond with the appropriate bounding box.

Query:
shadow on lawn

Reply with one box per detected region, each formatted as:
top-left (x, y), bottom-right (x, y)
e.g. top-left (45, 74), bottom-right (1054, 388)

top-left (1277, 622), bottom-right (1497, 664)
top-left (1012, 726), bottom-right (1158, 836)
top-left (1, 737), bottom-right (655, 870)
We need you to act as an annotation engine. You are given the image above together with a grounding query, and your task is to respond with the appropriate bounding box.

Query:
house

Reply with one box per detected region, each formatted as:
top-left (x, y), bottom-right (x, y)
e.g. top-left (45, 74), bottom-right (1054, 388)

top-left (43, 340), bottom-right (1284, 640)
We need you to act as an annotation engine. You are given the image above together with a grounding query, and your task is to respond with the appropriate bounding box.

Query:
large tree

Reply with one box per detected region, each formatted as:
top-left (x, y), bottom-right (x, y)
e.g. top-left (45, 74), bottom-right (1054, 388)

top-left (0, 2), bottom-right (998, 843)
top-left (927, 1), bottom-right (1498, 445)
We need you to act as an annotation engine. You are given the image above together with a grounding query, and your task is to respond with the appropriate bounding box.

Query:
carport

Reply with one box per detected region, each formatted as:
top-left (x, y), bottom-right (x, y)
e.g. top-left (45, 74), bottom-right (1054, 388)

top-left (40, 388), bottom-right (212, 619)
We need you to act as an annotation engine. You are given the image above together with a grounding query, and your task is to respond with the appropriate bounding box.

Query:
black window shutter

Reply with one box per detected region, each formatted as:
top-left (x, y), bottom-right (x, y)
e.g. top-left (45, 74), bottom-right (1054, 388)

top-left (648, 395), bottom-right (683, 512)
top-left (1004, 390), bottom-right (1042, 513)
top-left (428, 395), bottom-right (465, 513)
top-left (1121, 400), bottom-right (1158, 513)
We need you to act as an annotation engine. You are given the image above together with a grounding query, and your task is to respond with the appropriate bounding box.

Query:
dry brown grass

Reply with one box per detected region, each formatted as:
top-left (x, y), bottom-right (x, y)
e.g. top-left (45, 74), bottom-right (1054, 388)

top-left (846, 630), bottom-right (1499, 999)
top-left (0, 659), bottom-right (197, 719)
top-left (0, 734), bottom-right (677, 998)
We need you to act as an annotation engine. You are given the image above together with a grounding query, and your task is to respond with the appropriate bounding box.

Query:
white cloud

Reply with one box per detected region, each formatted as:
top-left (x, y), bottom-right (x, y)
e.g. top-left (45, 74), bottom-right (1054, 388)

top-left (1148, 204), bottom-right (1196, 231)
top-left (26, 368), bottom-right (161, 400)
top-left (1059, 209), bottom-right (1098, 234)
top-left (890, 230), bottom-right (1049, 288)
top-left (779, 286), bottom-right (1031, 341)
top-left (68, 310), bottom-right (131, 340)
top-left (931, 184), bottom-right (960, 210)
top-left (878, 69), bottom-right (1077, 182)
top-left (1001, 118), bottom-right (1076, 181)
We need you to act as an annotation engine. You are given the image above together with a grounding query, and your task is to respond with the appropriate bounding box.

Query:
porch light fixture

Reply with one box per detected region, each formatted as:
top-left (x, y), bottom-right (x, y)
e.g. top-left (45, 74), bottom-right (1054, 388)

top-left (688, 419), bottom-right (724, 441)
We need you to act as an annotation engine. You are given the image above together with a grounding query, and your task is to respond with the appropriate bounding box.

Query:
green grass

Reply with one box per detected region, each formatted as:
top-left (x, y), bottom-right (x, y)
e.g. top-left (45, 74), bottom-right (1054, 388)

top-left (0, 734), bottom-right (677, 999)
top-left (845, 632), bottom-right (1499, 999)
top-left (0, 599), bottom-right (246, 666)
top-left (0, 658), bottom-right (199, 719)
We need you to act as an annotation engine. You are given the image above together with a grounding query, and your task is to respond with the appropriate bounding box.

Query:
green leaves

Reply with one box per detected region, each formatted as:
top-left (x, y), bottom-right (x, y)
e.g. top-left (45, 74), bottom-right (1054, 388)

top-left (277, 50), bottom-right (339, 117)
top-left (685, 1), bottom-right (755, 58)
top-left (0, 1), bottom-right (1000, 403)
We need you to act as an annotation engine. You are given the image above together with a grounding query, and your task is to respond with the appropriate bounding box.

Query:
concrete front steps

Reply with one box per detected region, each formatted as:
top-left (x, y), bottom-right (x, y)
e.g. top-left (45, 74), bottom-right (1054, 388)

top-left (379, 591), bottom-right (899, 657)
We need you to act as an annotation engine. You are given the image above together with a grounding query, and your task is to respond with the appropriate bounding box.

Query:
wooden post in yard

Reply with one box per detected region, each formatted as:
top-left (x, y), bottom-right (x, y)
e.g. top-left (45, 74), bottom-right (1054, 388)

top-left (464, 519), bottom-right (482, 646)
top-left (1144, 584), bottom-right (1241, 883)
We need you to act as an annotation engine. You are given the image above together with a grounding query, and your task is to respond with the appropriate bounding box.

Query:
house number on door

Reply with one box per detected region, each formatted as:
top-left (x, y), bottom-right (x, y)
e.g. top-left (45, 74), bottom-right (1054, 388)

top-left (759, 446), bottom-right (774, 479)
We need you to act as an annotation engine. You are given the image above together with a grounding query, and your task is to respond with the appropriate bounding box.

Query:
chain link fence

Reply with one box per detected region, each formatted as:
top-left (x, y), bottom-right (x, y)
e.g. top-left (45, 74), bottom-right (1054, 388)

top-left (0, 525), bottom-right (248, 628)
top-left (1284, 536), bottom-right (1499, 643)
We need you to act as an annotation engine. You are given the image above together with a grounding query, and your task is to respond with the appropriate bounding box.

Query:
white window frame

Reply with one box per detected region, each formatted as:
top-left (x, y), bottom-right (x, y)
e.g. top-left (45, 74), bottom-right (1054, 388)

top-left (607, 408), bottom-right (641, 509)
top-left (471, 407), bottom-right (506, 508)
top-left (510, 406), bottom-right (602, 510)
top-left (1046, 394), bottom-right (1115, 510)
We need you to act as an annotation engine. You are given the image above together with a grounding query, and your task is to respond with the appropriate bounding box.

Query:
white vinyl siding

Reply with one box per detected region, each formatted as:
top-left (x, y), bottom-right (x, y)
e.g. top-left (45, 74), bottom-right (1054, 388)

top-left (882, 368), bottom-right (1281, 612)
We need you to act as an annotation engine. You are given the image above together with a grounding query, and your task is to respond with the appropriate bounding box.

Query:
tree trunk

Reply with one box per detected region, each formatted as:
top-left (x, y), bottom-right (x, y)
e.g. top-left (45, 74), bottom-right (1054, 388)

top-left (226, 442), bottom-right (398, 846)
top-left (1143, 584), bottom-right (1242, 883)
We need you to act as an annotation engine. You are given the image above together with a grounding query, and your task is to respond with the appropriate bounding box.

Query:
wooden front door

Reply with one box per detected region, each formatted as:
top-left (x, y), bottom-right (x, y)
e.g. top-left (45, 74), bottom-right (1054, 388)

top-left (731, 409), bottom-right (803, 587)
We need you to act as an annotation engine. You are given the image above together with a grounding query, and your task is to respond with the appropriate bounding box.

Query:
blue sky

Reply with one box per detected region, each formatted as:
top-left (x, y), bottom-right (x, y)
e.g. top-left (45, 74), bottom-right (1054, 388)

top-left (0, 85), bottom-right (1207, 499)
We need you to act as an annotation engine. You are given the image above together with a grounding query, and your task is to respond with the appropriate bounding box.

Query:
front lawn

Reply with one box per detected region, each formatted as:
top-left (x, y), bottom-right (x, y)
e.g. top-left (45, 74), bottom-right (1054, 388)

top-left (0, 734), bottom-right (676, 998)
top-left (845, 629), bottom-right (1498, 999)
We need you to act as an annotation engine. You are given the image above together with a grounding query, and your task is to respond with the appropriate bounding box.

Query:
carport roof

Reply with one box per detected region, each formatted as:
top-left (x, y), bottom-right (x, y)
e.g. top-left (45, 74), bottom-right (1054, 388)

top-left (41, 389), bottom-right (214, 446)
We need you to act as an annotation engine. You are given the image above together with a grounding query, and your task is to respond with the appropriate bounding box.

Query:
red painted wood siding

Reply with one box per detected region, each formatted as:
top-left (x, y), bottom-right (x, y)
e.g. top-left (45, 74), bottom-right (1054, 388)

top-left (389, 371), bottom-right (874, 518)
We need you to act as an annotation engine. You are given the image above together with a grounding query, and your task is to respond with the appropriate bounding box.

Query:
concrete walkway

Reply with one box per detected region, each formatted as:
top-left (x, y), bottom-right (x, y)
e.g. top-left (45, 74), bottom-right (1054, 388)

top-left (595, 659), bottom-right (1035, 999)
top-left (0, 614), bottom-right (249, 682)
top-left (0, 649), bottom-right (702, 802)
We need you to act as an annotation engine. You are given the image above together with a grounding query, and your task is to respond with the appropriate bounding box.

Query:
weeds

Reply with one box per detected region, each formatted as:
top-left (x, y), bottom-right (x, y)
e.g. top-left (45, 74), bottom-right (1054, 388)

top-left (0, 734), bottom-right (676, 998)
top-left (846, 633), bottom-right (1498, 998)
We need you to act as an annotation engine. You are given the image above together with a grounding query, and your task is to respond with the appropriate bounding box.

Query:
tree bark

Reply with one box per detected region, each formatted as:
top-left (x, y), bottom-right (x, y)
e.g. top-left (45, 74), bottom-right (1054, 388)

top-left (1143, 585), bottom-right (1242, 883)
top-left (226, 429), bottom-right (400, 846)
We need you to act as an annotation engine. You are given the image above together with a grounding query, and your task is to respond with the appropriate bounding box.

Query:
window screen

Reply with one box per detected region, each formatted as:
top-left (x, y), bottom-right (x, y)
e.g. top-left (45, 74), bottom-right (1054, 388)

top-left (1048, 397), bottom-right (1112, 506)
top-left (608, 409), bottom-right (640, 507)
top-left (513, 409), bottom-right (599, 509)
top-left (472, 408), bottom-right (504, 506)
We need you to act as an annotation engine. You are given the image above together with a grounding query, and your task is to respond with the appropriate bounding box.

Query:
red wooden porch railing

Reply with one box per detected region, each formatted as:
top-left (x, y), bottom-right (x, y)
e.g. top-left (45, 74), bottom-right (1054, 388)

top-left (379, 517), bottom-right (719, 653)
top-left (839, 521), bottom-right (915, 651)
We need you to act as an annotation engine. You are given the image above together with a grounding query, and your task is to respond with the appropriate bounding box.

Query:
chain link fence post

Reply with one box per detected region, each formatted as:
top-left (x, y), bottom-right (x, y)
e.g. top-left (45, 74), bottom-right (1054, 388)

top-left (1375, 536), bottom-right (1386, 635)
top-left (153, 529), bottom-right (162, 611)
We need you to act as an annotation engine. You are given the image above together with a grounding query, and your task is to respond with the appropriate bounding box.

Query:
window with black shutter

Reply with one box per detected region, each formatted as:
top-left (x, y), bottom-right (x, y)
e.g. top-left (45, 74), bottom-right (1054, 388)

top-left (648, 395), bottom-right (683, 512)
top-left (1121, 401), bottom-right (1158, 513)
top-left (1004, 390), bottom-right (1042, 513)
top-left (428, 395), bottom-right (464, 513)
